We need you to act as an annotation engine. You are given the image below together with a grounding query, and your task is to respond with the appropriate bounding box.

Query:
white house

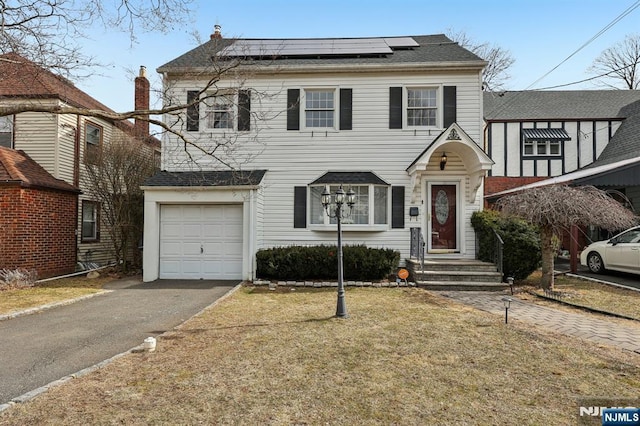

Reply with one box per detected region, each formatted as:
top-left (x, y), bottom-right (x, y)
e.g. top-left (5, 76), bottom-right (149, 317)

top-left (142, 31), bottom-right (491, 281)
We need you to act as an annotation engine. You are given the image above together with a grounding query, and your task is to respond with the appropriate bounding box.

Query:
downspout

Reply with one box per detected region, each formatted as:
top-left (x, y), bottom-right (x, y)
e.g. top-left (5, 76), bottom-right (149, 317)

top-left (74, 115), bottom-right (81, 268)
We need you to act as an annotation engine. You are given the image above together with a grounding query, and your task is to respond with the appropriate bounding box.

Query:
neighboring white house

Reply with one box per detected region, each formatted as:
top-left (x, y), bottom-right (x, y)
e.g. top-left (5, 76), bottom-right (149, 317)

top-left (143, 31), bottom-right (491, 281)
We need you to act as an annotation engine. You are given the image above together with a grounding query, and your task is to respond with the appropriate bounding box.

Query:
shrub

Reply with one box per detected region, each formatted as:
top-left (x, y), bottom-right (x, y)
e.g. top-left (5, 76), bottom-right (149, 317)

top-left (471, 210), bottom-right (541, 281)
top-left (0, 268), bottom-right (38, 291)
top-left (256, 245), bottom-right (400, 281)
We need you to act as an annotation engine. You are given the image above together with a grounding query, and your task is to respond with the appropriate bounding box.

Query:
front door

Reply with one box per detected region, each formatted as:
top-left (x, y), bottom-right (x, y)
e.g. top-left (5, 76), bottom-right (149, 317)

top-left (428, 183), bottom-right (458, 253)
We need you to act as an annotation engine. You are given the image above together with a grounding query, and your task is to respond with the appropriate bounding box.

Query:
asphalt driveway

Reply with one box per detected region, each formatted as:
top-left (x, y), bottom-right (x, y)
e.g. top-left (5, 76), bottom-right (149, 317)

top-left (555, 258), bottom-right (640, 290)
top-left (0, 278), bottom-right (239, 406)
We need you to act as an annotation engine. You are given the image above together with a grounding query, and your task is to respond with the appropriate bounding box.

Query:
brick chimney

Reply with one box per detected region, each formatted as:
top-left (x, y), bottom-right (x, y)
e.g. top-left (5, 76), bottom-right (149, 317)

top-left (134, 65), bottom-right (150, 138)
top-left (210, 24), bottom-right (222, 40)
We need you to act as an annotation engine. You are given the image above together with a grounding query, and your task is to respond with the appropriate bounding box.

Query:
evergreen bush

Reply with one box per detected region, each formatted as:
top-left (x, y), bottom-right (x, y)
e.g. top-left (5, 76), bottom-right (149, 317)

top-left (471, 210), bottom-right (541, 281)
top-left (256, 245), bottom-right (400, 281)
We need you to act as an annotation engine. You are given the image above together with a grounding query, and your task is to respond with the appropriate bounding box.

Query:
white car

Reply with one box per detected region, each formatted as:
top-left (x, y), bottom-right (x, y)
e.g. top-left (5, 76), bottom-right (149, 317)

top-left (580, 226), bottom-right (640, 274)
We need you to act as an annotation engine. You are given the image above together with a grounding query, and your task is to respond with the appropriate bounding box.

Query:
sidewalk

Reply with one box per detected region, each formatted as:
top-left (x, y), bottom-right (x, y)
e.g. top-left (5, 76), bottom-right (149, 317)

top-left (436, 291), bottom-right (640, 354)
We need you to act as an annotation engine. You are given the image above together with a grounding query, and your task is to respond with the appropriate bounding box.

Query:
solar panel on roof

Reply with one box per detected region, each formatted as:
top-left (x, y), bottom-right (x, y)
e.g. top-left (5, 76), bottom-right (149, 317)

top-left (217, 37), bottom-right (418, 58)
top-left (384, 37), bottom-right (419, 48)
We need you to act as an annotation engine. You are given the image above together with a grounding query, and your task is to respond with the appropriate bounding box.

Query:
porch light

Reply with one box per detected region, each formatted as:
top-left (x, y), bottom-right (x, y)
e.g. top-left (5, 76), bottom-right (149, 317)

top-left (440, 152), bottom-right (448, 170)
top-left (321, 184), bottom-right (356, 318)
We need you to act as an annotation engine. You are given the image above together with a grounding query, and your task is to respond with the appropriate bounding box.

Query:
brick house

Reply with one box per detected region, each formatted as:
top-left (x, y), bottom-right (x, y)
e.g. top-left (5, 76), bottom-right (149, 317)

top-left (0, 53), bottom-right (159, 277)
top-left (0, 147), bottom-right (79, 277)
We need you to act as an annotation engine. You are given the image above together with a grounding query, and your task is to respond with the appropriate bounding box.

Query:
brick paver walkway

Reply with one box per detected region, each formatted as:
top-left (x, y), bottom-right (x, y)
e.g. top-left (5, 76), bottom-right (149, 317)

top-left (436, 291), bottom-right (640, 354)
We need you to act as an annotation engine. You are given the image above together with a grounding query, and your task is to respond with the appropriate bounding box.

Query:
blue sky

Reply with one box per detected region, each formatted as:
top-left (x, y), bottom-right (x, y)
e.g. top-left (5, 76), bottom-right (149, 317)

top-left (77, 0), bottom-right (640, 113)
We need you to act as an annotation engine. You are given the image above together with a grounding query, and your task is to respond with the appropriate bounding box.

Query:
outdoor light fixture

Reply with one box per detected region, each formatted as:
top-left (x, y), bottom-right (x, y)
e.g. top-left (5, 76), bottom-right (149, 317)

top-left (321, 184), bottom-right (356, 318)
top-left (502, 297), bottom-right (512, 324)
top-left (440, 152), bottom-right (448, 170)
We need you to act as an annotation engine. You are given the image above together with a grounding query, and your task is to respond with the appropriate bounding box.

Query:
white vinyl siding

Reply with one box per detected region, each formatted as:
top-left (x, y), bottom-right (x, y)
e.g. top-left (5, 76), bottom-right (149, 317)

top-left (159, 71), bottom-right (484, 263)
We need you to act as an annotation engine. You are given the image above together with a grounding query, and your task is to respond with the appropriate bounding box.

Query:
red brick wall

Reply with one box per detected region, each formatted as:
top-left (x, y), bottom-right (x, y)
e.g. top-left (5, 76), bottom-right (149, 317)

top-left (0, 186), bottom-right (77, 279)
top-left (484, 176), bottom-right (549, 196)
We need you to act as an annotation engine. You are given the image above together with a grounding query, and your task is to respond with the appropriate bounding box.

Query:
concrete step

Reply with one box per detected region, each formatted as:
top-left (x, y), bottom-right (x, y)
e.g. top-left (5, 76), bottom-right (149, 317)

top-left (415, 270), bottom-right (503, 282)
top-left (407, 259), bottom-right (498, 272)
top-left (416, 281), bottom-right (510, 291)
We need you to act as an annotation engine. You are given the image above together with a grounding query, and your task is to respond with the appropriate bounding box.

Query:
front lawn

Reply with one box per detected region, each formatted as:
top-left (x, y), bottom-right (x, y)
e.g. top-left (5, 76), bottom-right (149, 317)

top-left (0, 275), bottom-right (114, 316)
top-left (1, 286), bottom-right (638, 425)
top-left (518, 272), bottom-right (640, 320)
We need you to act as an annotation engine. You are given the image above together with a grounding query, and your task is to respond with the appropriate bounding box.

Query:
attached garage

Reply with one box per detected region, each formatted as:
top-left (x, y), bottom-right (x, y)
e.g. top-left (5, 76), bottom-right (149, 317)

top-left (142, 170), bottom-right (267, 282)
top-left (159, 204), bottom-right (243, 279)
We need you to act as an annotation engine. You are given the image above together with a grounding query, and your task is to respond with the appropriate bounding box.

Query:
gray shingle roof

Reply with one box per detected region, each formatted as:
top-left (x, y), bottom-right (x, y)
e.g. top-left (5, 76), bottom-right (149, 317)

top-left (484, 90), bottom-right (640, 121)
top-left (588, 104), bottom-right (640, 168)
top-left (144, 170), bottom-right (267, 187)
top-left (310, 171), bottom-right (388, 185)
top-left (157, 34), bottom-right (485, 72)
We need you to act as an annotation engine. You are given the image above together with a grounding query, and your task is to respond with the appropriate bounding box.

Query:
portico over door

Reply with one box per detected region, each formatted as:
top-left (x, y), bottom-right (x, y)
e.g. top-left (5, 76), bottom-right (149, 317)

top-left (427, 182), bottom-right (459, 253)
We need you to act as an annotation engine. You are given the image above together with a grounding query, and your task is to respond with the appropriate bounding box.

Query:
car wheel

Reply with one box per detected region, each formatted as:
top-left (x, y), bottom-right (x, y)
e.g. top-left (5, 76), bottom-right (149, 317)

top-left (587, 252), bottom-right (604, 273)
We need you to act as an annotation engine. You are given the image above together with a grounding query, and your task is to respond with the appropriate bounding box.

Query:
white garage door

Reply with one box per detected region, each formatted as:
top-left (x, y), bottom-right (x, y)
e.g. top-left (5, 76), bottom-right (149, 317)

top-left (159, 204), bottom-right (243, 279)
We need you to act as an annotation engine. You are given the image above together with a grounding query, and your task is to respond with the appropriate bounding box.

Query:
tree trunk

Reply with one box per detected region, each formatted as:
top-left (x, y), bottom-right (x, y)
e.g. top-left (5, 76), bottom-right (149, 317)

top-left (540, 225), bottom-right (555, 290)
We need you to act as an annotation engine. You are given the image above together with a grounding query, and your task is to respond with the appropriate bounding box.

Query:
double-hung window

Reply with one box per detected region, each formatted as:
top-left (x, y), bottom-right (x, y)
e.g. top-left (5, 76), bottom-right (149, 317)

top-left (309, 184), bottom-right (389, 227)
top-left (206, 94), bottom-right (234, 129)
top-left (304, 89), bottom-right (335, 129)
top-left (0, 115), bottom-right (13, 148)
top-left (81, 200), bottom-right (99, 242)
top-left (84, 122), bottom-right (102, 164)
top-left (407, 88), bottom-right (437, 127)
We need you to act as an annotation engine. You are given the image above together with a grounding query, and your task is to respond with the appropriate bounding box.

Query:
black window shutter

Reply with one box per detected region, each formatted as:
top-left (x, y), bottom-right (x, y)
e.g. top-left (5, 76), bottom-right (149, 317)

top-left (238, 90), bottom-right (251, 131)
top-left (186, 90), bottom-right (200, 131)
top-left (287, 89), bottom-right (300, 131)
top-left (443, 86), bottom-right (457, 128)
top-left (293, 186), bottom-right (307, 228)
top-left (389, 87), bottom-right (403, 129)
top-left (391, 186), bottom-right (405, 229)
top-left (339, 88), bottom-right (352, 130)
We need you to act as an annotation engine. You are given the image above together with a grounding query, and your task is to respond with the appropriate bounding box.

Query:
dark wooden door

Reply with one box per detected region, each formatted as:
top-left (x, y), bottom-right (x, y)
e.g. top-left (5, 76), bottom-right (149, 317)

top-left (430, 184), bottom-right (457, 250)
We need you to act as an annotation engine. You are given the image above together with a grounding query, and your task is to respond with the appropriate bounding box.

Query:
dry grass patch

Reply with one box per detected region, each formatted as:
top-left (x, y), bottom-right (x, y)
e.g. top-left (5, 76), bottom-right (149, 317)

top-left (518, 271), bottom-right (640, 321)
top-left (2, 286), bottom-right (639, 425)
top-left (0, 275), bottom-right (115, 316)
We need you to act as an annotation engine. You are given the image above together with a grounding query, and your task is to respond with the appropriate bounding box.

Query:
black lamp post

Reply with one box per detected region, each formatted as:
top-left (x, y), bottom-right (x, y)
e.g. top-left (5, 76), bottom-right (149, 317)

top-left (321, 185), bottom-right (356, 318)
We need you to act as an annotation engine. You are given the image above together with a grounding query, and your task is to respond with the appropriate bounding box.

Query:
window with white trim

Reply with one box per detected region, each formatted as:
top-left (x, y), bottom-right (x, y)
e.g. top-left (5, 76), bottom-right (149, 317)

top-left (309, 184), bottom-right (389, 226)
top-left (407, 88), bottom-right (437, 127)
top-left (523, 139), bottom-right (562, 156)
top-left (0, 115), bottom-right (13, 148)
top-left (81, 200), bottom-right (99, 241)
top-left (304, 89), bottom-right (335, 129)
top-left (205, 94), bottom-right (234, 129)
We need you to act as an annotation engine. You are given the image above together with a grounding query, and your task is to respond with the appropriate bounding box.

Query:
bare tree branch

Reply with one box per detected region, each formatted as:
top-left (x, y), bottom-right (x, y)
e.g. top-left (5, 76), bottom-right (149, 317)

top-left (447, 29), bottom-right (515, 91)
top-left (0, 0), bottom-right (194, 77)
top-left (589, 33), bottom-right (640, 89)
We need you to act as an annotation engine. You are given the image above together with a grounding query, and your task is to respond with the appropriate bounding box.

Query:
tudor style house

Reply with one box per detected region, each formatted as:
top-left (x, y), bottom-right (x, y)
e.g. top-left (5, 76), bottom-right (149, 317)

top-left (483, 90), bottom-right (640, 264)
top-left (143, 30), bottom-right (493, 282)
top-left (483, 90), bottom-right (640, 200)
top-left (0, 53), bottom-right (159, 277)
